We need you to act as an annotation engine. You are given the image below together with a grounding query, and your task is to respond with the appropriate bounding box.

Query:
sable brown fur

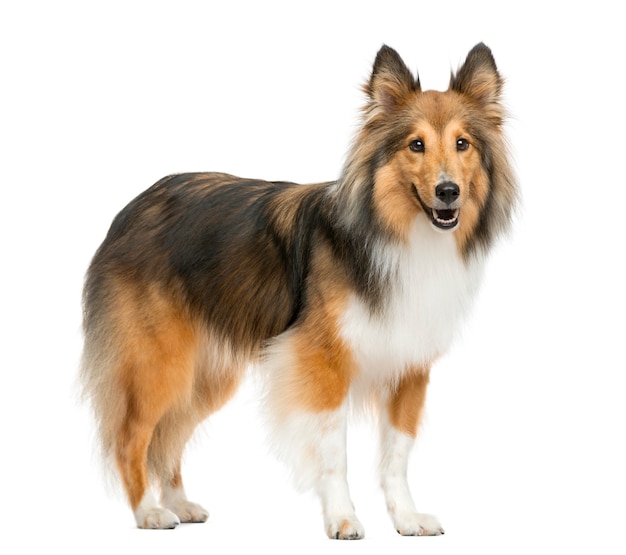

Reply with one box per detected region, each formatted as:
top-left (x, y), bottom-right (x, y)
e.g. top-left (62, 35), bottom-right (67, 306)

top-left (80, 43), bottom-right (517, 533)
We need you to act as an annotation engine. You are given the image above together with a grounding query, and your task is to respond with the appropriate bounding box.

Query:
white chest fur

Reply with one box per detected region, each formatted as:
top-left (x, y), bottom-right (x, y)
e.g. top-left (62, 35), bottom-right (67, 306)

top-left (340, 215), bottom-right (485, 385)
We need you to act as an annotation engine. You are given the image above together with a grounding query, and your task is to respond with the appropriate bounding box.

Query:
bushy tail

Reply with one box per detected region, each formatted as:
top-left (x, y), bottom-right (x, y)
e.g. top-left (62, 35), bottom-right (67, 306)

top-left (79, 281), bottom-right (128, 487)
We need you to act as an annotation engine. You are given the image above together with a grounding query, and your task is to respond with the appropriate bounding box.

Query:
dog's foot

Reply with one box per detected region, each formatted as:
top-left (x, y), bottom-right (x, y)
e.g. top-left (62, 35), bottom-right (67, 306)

top-left (136, 507), bottom-right (181, 529)
top-left (167, 500), bottom-right (209, 523)
top-left (325, 515), bottom-right (365, 540)
top-left (394, 512), bottom-right (444, 536)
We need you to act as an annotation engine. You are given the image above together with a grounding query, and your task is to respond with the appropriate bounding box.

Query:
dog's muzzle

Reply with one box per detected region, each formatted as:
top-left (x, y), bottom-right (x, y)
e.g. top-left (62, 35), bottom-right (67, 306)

top-left (413, 181), bottom-right (461, 231)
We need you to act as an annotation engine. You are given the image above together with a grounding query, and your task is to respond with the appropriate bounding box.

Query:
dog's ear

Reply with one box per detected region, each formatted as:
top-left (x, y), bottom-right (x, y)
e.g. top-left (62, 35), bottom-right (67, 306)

top-left (366, 45), bottom-right (420, 113)
top-left (451, 43), bottom-right (503, 107)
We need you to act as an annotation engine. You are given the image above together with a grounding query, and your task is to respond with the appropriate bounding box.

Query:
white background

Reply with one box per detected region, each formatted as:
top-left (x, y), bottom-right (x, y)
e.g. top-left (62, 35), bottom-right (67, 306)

top-left (2, 1), bottom-right (625, 553)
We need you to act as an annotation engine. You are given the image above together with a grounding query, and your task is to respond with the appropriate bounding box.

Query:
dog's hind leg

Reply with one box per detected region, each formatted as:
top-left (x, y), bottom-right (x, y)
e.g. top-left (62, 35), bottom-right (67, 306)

top-left (159, 462), bottom-right (210, 524)
top-left (116, 406), bottom-right (181, 529)
top-left (152, 358), bottom-right (243, 524)
top-left (110, 293), bottom-right (199, 529)
top-left (115, 382), bottom-right (195, 529)
top-left (149, 412), bottom-right (210, 525)
top-left (380, 367), bottom-right (444, 536)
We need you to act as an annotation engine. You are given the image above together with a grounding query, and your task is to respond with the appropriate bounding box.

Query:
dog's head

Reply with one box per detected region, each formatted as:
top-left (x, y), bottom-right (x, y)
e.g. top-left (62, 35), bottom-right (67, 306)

top-left (351, 43), bottom-right (516, 255)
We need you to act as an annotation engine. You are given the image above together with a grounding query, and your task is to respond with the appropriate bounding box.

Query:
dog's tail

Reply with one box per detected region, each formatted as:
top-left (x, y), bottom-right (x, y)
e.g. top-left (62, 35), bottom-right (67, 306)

top-left (79, 272), bottom-right (128, 488)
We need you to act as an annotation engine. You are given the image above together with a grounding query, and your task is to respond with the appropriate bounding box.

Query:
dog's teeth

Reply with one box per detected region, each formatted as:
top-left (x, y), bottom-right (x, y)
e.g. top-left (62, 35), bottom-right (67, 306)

top-left (433, 209), bottom-right (459, 225)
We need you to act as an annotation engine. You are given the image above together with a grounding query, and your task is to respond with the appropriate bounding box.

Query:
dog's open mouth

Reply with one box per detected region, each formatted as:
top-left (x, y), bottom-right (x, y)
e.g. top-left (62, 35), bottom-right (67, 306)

top-left (431, 208), bottom-right (460, 229)
top-left (413, 186), bottom-right (460, 230)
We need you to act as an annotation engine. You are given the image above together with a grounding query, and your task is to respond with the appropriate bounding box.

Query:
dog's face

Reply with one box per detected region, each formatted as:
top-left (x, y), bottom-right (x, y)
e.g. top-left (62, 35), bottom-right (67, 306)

top-left (393, 92), bottom-right (485, 233)
top-left (364, 44), bottom-right (508, 251)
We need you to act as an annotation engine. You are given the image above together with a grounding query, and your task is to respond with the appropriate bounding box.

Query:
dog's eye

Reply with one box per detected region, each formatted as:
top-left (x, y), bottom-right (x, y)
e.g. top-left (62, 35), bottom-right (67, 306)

top-left (456, 138), bottom-right (470, 151)
top-left (409, 139), bottom-right (425, 153)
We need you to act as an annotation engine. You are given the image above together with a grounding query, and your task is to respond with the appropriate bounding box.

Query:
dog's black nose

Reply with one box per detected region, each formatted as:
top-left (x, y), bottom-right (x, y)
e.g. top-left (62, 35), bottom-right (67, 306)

top-left (435, 182), bottom-right (460, 205)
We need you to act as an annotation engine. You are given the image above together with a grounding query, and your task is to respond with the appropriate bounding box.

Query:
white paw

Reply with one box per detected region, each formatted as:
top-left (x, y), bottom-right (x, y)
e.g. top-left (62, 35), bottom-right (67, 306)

top-left (394, 512), bottom-right (444, 536)
top-left (136, 507), bottom-right (181, 529)
top-left (167, 500), bottom-right (209, 523)
top-left (325, 515), bottom-right (365, 540)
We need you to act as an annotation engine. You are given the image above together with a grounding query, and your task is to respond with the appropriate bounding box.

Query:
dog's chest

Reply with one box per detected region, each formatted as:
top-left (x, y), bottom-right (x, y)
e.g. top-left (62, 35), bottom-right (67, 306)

top-left (340, 216), bottom-right (485, 382)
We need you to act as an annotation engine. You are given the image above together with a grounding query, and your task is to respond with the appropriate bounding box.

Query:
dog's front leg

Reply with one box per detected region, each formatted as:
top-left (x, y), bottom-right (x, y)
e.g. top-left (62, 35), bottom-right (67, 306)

top-left (269, 399), bottom-right (364, 539)
top-left (380, 368), bottom-right (444, 536)
top-left (313, 402), bottom-right (364, 539)
top-left (264, 330), bottom-right (364, 539)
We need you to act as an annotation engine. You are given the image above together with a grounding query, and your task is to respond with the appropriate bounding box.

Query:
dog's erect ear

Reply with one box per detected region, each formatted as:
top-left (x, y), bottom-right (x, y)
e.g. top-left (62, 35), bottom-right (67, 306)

top-left (366, 45), bottom-right (420, 113)
top-left (451, 43), bottom-right (502, 107)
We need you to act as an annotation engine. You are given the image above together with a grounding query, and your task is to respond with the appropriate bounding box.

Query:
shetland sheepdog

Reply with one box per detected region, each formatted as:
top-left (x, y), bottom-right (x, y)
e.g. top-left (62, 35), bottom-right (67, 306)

top-left (81, 43), bottom-right (517, 538)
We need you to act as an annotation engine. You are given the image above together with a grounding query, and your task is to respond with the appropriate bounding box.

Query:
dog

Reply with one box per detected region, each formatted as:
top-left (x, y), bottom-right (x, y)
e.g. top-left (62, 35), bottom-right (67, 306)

top-left (80, 43), bottom-right (517, 538)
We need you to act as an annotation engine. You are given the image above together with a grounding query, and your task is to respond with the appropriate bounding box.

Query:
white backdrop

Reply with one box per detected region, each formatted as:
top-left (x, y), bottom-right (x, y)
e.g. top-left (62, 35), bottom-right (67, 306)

top-left (2, 1), bottom-right (625, 553)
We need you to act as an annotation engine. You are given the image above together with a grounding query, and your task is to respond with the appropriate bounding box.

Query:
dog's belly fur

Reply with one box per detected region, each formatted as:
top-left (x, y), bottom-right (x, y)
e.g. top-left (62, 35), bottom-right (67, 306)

top-left (340, 215), bottom-right (485, 388)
